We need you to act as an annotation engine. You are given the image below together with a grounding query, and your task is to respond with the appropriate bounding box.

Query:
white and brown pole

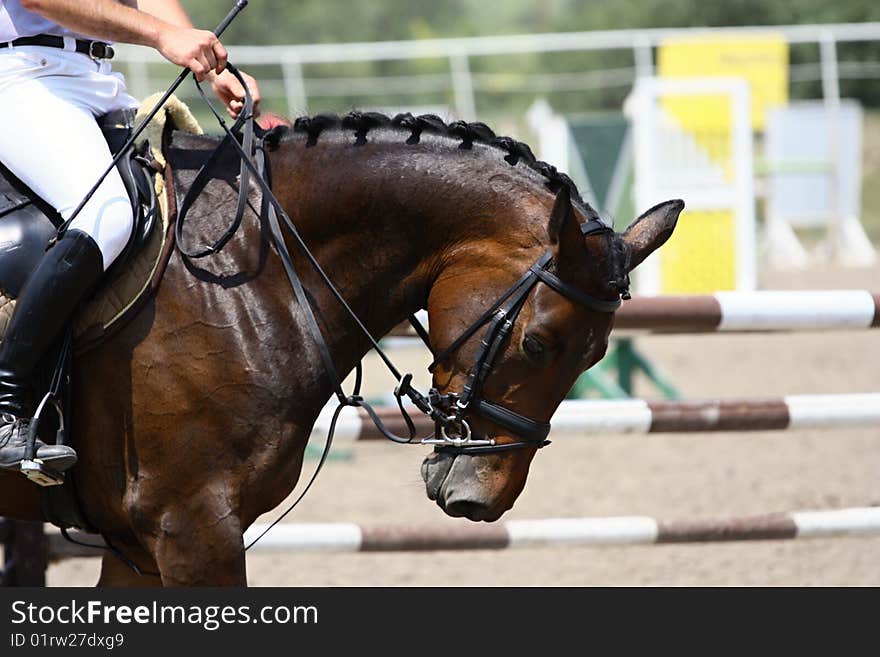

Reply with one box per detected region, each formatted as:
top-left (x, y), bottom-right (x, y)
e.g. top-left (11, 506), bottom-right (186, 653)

top-left (613, 290), bottom-right (880, 332)
top-left (49, 506), bottom-right (880, 557)
top-left (389, 291), bottom-right (880, 339)
top-left (314, 393), bottom-right (880, 441)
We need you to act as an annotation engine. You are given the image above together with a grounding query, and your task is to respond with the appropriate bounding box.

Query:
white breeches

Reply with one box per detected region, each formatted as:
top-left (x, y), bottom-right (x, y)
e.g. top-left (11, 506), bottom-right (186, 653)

top-left (0, 45), bottom-right (140, 271)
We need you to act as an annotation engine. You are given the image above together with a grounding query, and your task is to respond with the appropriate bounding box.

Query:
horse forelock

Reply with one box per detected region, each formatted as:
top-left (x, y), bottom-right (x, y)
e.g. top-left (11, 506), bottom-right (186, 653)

top-left (546, 230), bottom-right (628, 300)
top-left (606, 232), bottom-right (631, 294)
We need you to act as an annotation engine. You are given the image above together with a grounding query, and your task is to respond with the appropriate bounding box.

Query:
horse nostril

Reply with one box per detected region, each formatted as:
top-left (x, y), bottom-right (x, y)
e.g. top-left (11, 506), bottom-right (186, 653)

top-left (444, 500), bottom-right (489, 520)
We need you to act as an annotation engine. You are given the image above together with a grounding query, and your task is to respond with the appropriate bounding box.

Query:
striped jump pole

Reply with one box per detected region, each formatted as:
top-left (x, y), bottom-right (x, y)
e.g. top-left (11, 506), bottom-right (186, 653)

top-left (314, 393), bottom-right (880, 441)
top-left (614, 290), bottom-right (880, 333)
top-left (387, 291), bottom-right (880, 339)
top-left (46, 506), bottom-right (880, 558)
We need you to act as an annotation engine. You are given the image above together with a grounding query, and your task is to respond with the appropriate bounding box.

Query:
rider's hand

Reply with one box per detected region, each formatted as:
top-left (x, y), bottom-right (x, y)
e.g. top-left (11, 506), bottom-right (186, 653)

top-left (155, 26), bottom-right (227, 81)
top-left (210, 69), bottom-right (262, 119)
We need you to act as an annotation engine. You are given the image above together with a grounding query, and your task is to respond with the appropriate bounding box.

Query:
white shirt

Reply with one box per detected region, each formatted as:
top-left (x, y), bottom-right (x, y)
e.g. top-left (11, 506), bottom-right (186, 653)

top-left (0, 0), bottom-right (103, 43)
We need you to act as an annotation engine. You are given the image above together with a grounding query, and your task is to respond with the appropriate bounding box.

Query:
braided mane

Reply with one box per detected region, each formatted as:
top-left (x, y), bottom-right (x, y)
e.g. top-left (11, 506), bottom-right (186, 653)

top-left (263, 110), bottom-right (601, 221)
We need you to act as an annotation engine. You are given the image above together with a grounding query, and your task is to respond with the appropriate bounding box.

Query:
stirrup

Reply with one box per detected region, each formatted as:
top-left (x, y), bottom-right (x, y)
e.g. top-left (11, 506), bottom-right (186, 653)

top-left (19, 390), bottom-right (68, 487)
top-left (20, 458), bottom-right (65, 487)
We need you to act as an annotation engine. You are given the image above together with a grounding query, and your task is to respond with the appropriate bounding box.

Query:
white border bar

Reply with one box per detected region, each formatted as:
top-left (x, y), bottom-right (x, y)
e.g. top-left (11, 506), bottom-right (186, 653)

top-left (507, 516), bottom-right (659, 546)
top-left (243, 522), bottom-right (363, 552)
top-left (793, 507), bottom-right (880, 538)
top-left (785, 393), bottom-right (880, 429)
top-left (718, 290), bottom-right (876, 330)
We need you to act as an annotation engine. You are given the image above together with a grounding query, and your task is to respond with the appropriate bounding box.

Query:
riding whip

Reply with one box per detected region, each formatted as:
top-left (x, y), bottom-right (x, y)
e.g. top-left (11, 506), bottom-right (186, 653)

top-left (52, 0), bottom-right (250, 243)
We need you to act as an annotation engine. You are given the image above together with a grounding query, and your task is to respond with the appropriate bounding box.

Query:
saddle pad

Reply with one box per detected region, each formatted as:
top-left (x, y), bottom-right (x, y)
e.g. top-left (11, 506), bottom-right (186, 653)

top-left (0, 293), bottom-right (14, 337)
top-left (72, 94), bottom-right (202, 347)
top-left (0, 95), bottom-right (201, 347)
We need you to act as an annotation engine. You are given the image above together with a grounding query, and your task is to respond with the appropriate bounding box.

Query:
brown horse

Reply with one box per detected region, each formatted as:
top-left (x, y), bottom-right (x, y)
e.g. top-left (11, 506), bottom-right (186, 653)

top-left (0, 111), bottom-right (681, 585)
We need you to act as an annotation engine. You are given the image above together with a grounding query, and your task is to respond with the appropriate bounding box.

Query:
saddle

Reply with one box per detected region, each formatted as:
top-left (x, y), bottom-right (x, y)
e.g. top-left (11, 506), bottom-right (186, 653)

top-left (0, 109), bottom-right (160, 343)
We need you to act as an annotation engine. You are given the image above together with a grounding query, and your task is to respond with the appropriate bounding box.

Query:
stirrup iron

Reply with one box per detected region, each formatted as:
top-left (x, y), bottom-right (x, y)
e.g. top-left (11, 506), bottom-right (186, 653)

top-left (20, 459), bottom-right (65, 487)
top-left (20, 391), bottom-right (67, 487)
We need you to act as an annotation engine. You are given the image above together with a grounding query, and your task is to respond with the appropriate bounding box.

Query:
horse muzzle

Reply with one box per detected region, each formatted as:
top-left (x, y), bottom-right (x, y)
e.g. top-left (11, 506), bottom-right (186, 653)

top-left (420, 450), bottom-right (508, 522)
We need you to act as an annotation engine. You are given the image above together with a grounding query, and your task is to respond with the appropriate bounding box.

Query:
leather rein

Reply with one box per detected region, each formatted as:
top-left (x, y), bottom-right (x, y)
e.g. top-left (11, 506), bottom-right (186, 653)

top-left (175, 65), bottom-right (627, 544)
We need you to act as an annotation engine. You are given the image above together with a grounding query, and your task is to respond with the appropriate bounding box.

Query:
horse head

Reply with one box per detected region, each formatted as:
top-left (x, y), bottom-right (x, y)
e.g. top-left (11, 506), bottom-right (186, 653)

top-left (422, 187), bottom-right (683, 521)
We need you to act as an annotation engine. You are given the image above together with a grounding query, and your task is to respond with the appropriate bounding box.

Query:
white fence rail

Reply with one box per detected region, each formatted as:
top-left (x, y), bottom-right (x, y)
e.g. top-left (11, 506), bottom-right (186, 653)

top-left (112, 22), bottom-right (880, 119)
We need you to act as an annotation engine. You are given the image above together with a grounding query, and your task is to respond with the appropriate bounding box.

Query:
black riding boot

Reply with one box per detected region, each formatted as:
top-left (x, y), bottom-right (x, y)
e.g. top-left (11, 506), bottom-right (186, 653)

top-left (0, 229), bottom-right (104, 473)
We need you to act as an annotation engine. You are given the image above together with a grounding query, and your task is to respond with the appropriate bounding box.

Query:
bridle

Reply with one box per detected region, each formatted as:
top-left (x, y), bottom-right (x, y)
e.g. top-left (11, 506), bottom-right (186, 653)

top-left (170, 64), bottom-right (630, 549)
top-left (175, 65), bottom-right (629, 459)
top-left (409, 219), bottom-right (626, 455)
top-left (50, 38), bottom-right (634, 567)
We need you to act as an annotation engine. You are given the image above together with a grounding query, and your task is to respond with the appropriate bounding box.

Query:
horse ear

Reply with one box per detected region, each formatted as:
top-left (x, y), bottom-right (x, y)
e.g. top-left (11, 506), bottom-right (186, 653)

top-left (622, 199), bottom-right (684, 271)
top-left (547, 188), bottom-right (583, 263)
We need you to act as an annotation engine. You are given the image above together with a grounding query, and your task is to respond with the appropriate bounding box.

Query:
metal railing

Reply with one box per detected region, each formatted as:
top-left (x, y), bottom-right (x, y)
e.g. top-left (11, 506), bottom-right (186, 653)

top-left (111, 22), bottom-right (880, 120)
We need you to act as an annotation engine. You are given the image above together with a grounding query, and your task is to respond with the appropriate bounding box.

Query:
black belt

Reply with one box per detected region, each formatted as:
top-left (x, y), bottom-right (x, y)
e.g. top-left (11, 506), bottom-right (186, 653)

top-left (0, 34), bottom-right (114, 60)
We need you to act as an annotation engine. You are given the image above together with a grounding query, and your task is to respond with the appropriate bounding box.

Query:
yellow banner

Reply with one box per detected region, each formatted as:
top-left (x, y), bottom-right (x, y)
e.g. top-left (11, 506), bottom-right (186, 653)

top-left (658, 34), bottom-right (789, 130)
top-left (659, 210), bottom-right (737, 293)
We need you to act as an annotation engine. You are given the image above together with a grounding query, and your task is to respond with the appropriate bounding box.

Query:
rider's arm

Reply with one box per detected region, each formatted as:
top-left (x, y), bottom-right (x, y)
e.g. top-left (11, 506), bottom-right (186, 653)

top-left (131, 0), bottom-right (192, 29)
top-left (135, 0), bottom-right (262, 117)
top-left (20, 0), bottom-right (225, 80)
top-left (22, 0), bottom-right (260, 115)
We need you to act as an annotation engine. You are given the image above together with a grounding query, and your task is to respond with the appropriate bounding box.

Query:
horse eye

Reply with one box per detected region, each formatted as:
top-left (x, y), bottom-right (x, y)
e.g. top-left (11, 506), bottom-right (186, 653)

top-left (523, 334), bottom-right (545, 359)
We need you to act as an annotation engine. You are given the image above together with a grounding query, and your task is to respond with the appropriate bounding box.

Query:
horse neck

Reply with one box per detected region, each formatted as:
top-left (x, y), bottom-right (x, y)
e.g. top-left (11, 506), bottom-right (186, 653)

top-left (266, 133), bottom-right (545, 390)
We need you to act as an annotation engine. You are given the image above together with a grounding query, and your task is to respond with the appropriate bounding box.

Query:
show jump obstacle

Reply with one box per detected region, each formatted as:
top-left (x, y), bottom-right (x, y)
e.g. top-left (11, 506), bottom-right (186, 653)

top-left (3, 289), bottom-right (878, 582)
top-left (612, 290), bottom-right (880, 332)
top-left (311, 394), bottom-right (880, 441)
top-left (389, 291), bottom-right (880, 339)
top-left (42, 506), bottom-right (880, 558)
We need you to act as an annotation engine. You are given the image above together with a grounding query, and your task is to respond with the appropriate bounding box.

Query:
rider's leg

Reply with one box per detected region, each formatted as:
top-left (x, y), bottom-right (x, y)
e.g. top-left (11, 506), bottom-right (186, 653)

top-left (0, 48), bottom-right (137, 472)
top-left (0, 230), bottom-right (105, 470)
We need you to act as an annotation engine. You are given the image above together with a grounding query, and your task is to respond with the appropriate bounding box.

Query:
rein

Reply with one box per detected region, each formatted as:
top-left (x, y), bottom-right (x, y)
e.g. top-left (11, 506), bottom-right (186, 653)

top-left (180, 67), bottom-right (471, 443)
top-left (174, 64), bottom-right (627, 546)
